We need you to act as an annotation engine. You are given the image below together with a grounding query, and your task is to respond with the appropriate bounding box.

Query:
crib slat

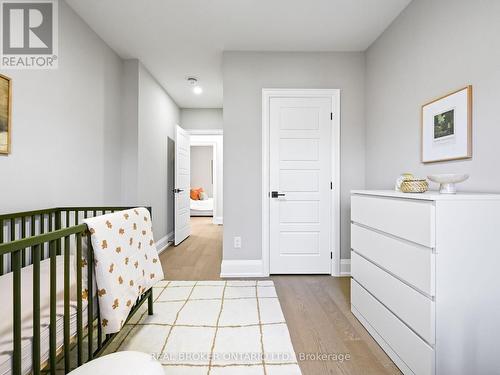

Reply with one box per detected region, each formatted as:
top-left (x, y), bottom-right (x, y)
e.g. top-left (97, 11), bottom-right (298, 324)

top-left (87, 233), bottom-right (94, 360)
top-left (33, 244), bottom-right (41, 375)
top-left (48, 214), bottom-right (53, 261)
top-left (56, 211), bottom-right (62, 256)
top-left (40, 214), bottom-right (44, 234)
top-left (10, 218), bottom-right (15, 241)
top-left (40, 215), bottom-right (45, 260)
top-left (49, 240), bottom-right (56, 375)
top-left (12, 249), bottom-right (22, 375)
top-left (75, 210), bottom-right (79, 225)
top-left (0, 219), bottom-right (4, 276)
top-left (30, 216), bottom-right (35, 266)
top-left (10, 218), bottom-right (15, 273)
top-left (63, 235), bottom-right (71, 373)
top-left (21, 217), bottom-right (26, 266)
top-left (48, 212), bottom-right (53, 231)
top-left (97, 302), bottom-right (103, 350)
top-left (76, 233), bottom-right (83, 366)
top-left (148, 289), bottom-right (154, 315)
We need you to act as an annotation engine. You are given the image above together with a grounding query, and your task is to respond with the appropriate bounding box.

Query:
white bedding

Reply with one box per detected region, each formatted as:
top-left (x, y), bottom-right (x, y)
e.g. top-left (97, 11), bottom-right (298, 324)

top-left (190, 198), bottom-right (213, 216)
top-left (0, 256), bottom-right (90, 375)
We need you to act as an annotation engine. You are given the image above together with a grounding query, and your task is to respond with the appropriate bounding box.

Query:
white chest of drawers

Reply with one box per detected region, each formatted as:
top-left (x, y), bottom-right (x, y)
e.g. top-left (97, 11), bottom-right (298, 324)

top-left (350, 190), bottom-right (500, 375)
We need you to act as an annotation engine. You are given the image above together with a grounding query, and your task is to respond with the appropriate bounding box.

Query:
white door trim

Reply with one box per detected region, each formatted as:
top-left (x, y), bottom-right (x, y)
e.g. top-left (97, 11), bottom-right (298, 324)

top-left (189, 134), bottom-right (223, 225)
top-left (262, 89), bottom-right (341, 276)
top-left (185, 129), bottom-right (223, 135)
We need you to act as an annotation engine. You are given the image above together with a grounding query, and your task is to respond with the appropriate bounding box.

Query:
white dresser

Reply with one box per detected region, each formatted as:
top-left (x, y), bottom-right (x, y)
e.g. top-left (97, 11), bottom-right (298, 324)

top-left (350, 190), bottom-right (500, 375)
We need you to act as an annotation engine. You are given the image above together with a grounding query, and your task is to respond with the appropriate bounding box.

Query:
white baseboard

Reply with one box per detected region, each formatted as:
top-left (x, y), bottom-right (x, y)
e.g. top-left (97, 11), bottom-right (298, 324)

top-left (220, 259), bottom-right (265, 278)
top-left (157, 231), bottom-right (174, 254)
top-left (213, 216), bottom-right (223, 225)
top-left (221, 258), bottom-right (349, 278)
top-left (340, 259), bottom-right (351, 276)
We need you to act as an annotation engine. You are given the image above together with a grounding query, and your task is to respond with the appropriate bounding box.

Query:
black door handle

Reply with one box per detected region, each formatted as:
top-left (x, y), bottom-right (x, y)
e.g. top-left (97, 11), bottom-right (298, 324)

top-left (173, 188), bottom-right (184, 193)
top-left (271, 191), bottom-right (286, 198)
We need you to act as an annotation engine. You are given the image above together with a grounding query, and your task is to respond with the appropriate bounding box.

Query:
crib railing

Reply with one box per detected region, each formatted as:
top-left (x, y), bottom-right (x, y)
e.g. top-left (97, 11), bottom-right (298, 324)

top-left (0, 207), bottom-right (140, 275)
top-left (0, 206), bottom-right (154, 375)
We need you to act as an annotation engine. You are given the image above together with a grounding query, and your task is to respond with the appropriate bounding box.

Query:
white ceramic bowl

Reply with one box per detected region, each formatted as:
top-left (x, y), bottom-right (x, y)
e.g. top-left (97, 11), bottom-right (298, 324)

top-left (427, 174), bottom-right (469, 194)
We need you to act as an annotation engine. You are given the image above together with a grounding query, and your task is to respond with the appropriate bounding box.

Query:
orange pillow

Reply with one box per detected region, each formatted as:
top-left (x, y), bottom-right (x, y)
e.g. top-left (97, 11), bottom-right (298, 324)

top-left (190, 187), bottom-right (204, 200)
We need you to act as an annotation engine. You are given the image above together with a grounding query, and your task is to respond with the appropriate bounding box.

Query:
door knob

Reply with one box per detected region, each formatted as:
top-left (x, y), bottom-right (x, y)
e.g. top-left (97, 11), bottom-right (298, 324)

top-left (271, 191), bottom-right (285, 198)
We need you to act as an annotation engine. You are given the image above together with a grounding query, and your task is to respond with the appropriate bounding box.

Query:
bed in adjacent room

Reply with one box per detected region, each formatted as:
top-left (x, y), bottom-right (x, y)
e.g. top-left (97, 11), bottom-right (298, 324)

top-left (190, 197), bottom-right (213, 217)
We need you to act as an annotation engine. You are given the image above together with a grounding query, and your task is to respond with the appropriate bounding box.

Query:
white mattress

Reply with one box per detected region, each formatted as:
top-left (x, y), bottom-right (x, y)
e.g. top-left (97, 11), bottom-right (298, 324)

top-left (190, 198), bottom-right (213, 216)
top-left (0, 256), bottom-right (90, 375)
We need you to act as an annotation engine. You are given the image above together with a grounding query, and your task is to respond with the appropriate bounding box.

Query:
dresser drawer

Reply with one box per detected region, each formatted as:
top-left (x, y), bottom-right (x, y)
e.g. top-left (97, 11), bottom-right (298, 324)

top-left (351, 194), bottom-right (435, 247)
top-left (351, 280), bottom-right (434, 375)
top-left (352, 252), bottom-right (434, 344)
top-left (351, 224), bottom-right (434, 295)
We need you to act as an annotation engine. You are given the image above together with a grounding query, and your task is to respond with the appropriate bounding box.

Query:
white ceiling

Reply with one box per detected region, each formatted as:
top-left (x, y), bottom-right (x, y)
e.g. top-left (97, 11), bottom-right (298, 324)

top-left (66, 0), bottom-right (411, 108)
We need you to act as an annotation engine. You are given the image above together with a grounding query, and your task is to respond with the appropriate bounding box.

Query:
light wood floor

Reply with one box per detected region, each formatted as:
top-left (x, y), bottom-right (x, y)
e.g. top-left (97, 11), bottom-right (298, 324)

top-left (160, 217), bottom-right (401, 375)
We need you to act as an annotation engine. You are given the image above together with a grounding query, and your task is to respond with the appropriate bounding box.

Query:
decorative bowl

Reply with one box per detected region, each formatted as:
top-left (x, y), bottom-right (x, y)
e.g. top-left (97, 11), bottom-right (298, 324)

top-left (427, 174), bottom-right (469, 194)
top-left (395, 173), bottom-right (414, 191)
top-left (400, 179), bottom-right (429, 193)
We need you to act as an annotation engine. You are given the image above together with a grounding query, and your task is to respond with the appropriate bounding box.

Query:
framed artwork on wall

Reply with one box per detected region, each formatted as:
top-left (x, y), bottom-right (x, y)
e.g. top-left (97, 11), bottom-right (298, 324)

top-left (0, 74), bottom-right (12, 155)
top-left (421, 85), bottom-right (472, 163)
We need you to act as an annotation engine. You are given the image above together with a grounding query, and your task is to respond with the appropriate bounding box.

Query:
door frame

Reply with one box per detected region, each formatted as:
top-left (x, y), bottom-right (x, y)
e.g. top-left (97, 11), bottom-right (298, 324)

top-left (261, 89), bottom-right (341, 276)
top-left (188, 130), bottom-right (223, 225)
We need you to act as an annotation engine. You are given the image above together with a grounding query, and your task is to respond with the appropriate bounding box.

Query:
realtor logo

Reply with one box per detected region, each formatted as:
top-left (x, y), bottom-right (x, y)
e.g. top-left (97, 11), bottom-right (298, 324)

top-left (1, 0), bottom-right (58, 69)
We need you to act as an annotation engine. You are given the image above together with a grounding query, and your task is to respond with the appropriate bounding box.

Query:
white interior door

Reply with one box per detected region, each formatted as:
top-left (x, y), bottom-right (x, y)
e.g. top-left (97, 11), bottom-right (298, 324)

top-left (174, 125), bottom-right (191, 245)
top-left (269, 97), bottom-right (332, 274)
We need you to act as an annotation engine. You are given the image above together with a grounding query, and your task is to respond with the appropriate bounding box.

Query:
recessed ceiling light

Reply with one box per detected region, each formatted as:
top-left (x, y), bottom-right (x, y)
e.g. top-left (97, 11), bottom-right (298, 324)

top-left (187, 77), bottom-right (202, 95)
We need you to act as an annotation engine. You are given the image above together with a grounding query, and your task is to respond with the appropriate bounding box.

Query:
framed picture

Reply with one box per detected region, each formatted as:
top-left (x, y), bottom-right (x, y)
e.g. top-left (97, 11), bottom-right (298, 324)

top-left (421, 85), bottom-right (472, 163)
top-left (0, 74), bottom-right (12, 155)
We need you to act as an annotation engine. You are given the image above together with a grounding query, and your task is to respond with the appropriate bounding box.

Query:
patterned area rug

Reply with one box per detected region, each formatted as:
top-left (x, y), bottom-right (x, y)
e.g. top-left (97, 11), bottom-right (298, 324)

top-left (110, 280), bottom-right (302, 374)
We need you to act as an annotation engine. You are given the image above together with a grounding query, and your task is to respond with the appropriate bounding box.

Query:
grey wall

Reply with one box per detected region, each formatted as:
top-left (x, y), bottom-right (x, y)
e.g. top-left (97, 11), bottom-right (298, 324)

top-left (180, 108), bottom-right (223, 130)
top-left (118, 60), bottom-right (179, 241)
top-left (121, 60), bottom-right (140, 204)
top-left (119, 60), bottom-right (180, 242)
top-left (365, 0), bottom-right (500, 192)
top-left (137, 63), bottom-right (180, 240)
top-left (191, 146), bottom-right (213, 197)
top-left (0, 3), bottom-right (179, 246)
top-left (222, 51), bottom-right (366, 261)
top-left (0, 0), bottom-right (123, 211)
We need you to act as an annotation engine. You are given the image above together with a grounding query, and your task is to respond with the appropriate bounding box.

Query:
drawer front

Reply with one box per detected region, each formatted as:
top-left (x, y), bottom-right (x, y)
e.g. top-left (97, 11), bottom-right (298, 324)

top-left (351, 194), bottom-right (435, 247)
top-left (351, 280), bottom-right (434, 375)
top-left (351, 224), bottom-right (434, 295)
top-left (352, 252), bottom-right (434, 344)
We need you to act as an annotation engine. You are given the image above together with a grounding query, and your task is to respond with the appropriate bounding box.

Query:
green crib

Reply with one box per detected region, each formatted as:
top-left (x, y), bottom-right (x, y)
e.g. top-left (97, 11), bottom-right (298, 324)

top-left (0, 207), bottom-right (155, 375)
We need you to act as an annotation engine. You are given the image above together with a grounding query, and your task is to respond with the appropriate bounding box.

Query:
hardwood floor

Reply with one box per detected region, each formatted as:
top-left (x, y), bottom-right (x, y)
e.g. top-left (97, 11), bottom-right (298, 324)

top-left (160, 217), bottom-right (222, 280)
top-left (159, 217), bottom-right (401, 375)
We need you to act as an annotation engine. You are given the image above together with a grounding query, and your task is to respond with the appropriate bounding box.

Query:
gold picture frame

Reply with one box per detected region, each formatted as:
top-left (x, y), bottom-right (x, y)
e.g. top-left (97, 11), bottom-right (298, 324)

top-left (421, 85), bottom-right (472, 163)
top-left (0, 73), bottom-right (12, 155)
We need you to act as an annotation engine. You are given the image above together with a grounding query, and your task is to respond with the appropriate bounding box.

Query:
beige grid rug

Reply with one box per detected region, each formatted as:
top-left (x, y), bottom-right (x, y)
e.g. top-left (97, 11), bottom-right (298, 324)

top-left (109, 280), bottom-right (302, 374)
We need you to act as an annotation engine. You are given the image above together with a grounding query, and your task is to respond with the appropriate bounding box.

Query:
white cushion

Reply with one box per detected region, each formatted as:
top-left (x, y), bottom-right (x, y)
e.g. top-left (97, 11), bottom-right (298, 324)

top-left (68, 351), bottom-right (163, 375)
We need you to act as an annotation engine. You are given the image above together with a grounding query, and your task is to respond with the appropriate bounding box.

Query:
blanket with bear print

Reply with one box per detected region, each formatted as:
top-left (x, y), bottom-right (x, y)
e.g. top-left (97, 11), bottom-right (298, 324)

top-left (83, 207), bottom-right (164, 334)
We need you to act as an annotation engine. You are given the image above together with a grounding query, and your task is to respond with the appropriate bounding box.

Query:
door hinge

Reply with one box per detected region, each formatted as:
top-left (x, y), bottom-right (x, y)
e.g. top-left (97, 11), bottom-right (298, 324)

top-left (330, 252), bottom-right (333, 259)
top-left (330, 112), bottom-right (333, 120)
top-left (330, 181), bottom-right (333, 190)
